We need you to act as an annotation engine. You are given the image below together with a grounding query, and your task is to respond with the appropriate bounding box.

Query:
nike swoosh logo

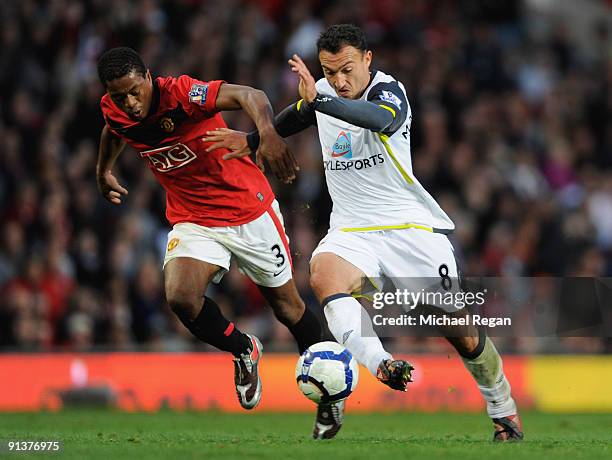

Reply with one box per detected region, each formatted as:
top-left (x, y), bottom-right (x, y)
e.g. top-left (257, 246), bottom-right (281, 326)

top-left (342, 330), bottom-right (353, 344)
top-left (273, 266), bottom-right (288, 277)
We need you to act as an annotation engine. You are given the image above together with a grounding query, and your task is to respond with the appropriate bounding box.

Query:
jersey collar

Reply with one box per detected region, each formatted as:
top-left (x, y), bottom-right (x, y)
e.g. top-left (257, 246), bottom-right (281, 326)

top-left (357, 68), bottom-right (378, 100)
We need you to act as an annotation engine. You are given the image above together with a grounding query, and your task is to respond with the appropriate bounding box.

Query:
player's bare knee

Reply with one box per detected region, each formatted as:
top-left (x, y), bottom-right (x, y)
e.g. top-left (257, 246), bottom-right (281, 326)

top-left (310, 270), bottom-right (350, 302)
top-left (166, 284), bottom-right (201, 320)
top-left (309, 271), bottom-right (328, 300)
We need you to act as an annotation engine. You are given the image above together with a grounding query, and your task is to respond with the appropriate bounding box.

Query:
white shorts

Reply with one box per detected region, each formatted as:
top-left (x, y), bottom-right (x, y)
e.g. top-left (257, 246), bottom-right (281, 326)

top-left (311, 228), bottom-right (462, 312)
top-left (163, 200), bottom-right (292, 288)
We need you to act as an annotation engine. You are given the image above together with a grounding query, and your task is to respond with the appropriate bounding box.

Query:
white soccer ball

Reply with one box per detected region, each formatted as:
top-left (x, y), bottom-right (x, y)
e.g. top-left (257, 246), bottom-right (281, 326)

top-left (295, 341), bottom-right (359, 403)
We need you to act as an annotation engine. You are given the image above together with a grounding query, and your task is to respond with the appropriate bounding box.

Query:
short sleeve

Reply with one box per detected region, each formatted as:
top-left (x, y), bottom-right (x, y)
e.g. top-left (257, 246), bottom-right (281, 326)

top-left (171, 75), bottom-right (225, 116)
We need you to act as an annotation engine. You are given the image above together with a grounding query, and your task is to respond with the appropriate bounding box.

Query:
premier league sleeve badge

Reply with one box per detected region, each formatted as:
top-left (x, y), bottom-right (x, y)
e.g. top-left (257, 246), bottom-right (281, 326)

top-left (188, 83), bottom-right (209, 106)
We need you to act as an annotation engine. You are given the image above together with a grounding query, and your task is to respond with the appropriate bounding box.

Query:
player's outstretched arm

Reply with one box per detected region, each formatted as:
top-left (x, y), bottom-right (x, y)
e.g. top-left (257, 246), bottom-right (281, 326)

top-left (203, 99), bottom-right (315, 158)
top-left (308, 95), bottom-right (395, 132)
top-left (245, 100), bottom-right (316, 152)
top-left (214, 83), bottom-right (298, 183)
top-left (96, 125), bottom-right (128, 205)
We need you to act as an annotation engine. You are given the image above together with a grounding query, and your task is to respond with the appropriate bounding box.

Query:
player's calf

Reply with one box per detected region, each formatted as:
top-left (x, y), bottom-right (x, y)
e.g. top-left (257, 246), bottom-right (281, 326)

top-left (258, 281), bottom-right (323, 354)
top-left (171, 295), bottom-right (252, 357)
top-left (452, 331), bottom-right (524, 441)
top-left (164, 259), bottom-right (252, 357)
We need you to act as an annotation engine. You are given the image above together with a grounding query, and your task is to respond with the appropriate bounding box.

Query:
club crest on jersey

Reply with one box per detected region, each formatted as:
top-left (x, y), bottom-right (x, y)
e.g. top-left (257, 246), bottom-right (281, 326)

top-left (188, 83), bottom-right (208, 106)
top-left (159, 116), bottom-right (175, 132)
top-left (331, 131), bottom-right (352, 159)
top-left (380, 90), bottom-right (402, 108)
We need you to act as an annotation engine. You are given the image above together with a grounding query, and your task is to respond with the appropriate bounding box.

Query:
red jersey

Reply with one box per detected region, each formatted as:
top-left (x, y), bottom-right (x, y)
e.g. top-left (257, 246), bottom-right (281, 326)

top-left (100, 75), bottom-right (274, 227)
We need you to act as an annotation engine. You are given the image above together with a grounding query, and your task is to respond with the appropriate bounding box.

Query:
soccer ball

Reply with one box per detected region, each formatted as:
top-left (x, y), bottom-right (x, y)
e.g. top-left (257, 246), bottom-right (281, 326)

top-left (295, 341), bottom-right (359, 403)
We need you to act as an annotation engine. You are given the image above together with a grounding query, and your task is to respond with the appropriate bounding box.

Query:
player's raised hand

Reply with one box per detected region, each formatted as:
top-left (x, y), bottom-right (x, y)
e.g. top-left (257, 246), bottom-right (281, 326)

top-left (97, 171), bottom-right (128, 205)
top-left (257, 130), bottom-right (299, 184)
top-left (204, 128), bottom-right (299, 183)
top-left (288, 54), bottom-right (316, 103)
top-left (203, 128), bottom-right (251, 158)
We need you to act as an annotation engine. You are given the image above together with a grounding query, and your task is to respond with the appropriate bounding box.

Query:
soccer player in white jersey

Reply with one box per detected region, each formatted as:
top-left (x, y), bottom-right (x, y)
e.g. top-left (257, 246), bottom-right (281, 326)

top-left (204, 24), bottom-right (523, 442)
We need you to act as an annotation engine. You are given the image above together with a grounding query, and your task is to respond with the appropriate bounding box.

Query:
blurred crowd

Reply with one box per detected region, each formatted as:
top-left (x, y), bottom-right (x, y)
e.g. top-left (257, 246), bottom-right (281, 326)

top-left (0, 0), bottom-right (610, 353)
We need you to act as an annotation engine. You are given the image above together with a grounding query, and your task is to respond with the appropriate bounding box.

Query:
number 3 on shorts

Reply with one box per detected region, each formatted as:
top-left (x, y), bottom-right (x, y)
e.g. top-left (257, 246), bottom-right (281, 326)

top-left (271, 244), bottom-right (286, 268)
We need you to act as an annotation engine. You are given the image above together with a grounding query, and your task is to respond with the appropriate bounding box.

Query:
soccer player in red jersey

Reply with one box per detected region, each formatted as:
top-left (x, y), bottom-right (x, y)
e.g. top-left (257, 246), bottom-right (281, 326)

top-left (95, 47), bottom-right (322, 410)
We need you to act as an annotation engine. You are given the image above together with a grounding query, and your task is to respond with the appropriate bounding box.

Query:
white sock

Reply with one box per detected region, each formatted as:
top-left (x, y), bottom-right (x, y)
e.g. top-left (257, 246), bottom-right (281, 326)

top-left (324, 295), bottom-right (392, 376)
top-left (462, 336), bottom-right (517, 419)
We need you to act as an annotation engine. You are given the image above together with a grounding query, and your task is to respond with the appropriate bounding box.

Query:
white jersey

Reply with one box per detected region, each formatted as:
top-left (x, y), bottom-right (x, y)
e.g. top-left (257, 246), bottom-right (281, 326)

top-left (314, 70), bottom-right (454, 233)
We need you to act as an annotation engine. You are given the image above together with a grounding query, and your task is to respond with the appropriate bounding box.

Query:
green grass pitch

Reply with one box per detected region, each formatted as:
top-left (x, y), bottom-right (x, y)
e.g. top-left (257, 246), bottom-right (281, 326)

top-left (1, 411), bottom-right (611, 459)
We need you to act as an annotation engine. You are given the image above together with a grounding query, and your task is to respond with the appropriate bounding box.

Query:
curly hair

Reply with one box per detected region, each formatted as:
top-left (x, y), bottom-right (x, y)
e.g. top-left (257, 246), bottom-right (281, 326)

top-left (97, 47), bottom-right (146, 86)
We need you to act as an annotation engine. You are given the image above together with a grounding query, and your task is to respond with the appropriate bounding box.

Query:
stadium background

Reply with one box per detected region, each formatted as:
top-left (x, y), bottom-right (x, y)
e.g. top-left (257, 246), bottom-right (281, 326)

top-left (0, 0), bottom-right (610, 414)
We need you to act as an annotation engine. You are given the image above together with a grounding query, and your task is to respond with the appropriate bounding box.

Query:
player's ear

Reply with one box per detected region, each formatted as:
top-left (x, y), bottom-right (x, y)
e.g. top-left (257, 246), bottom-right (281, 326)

top-left (145, 69), bottom-right (152, 83)
top-left (364, 50), bottom-right (372, 68)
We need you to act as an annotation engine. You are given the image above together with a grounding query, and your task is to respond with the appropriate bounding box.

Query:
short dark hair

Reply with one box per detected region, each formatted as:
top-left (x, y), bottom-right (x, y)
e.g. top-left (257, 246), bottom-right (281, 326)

top-left (317, 24), bottom-right (367, 54)
top-left (97, 47), bottom-right (146, 86)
